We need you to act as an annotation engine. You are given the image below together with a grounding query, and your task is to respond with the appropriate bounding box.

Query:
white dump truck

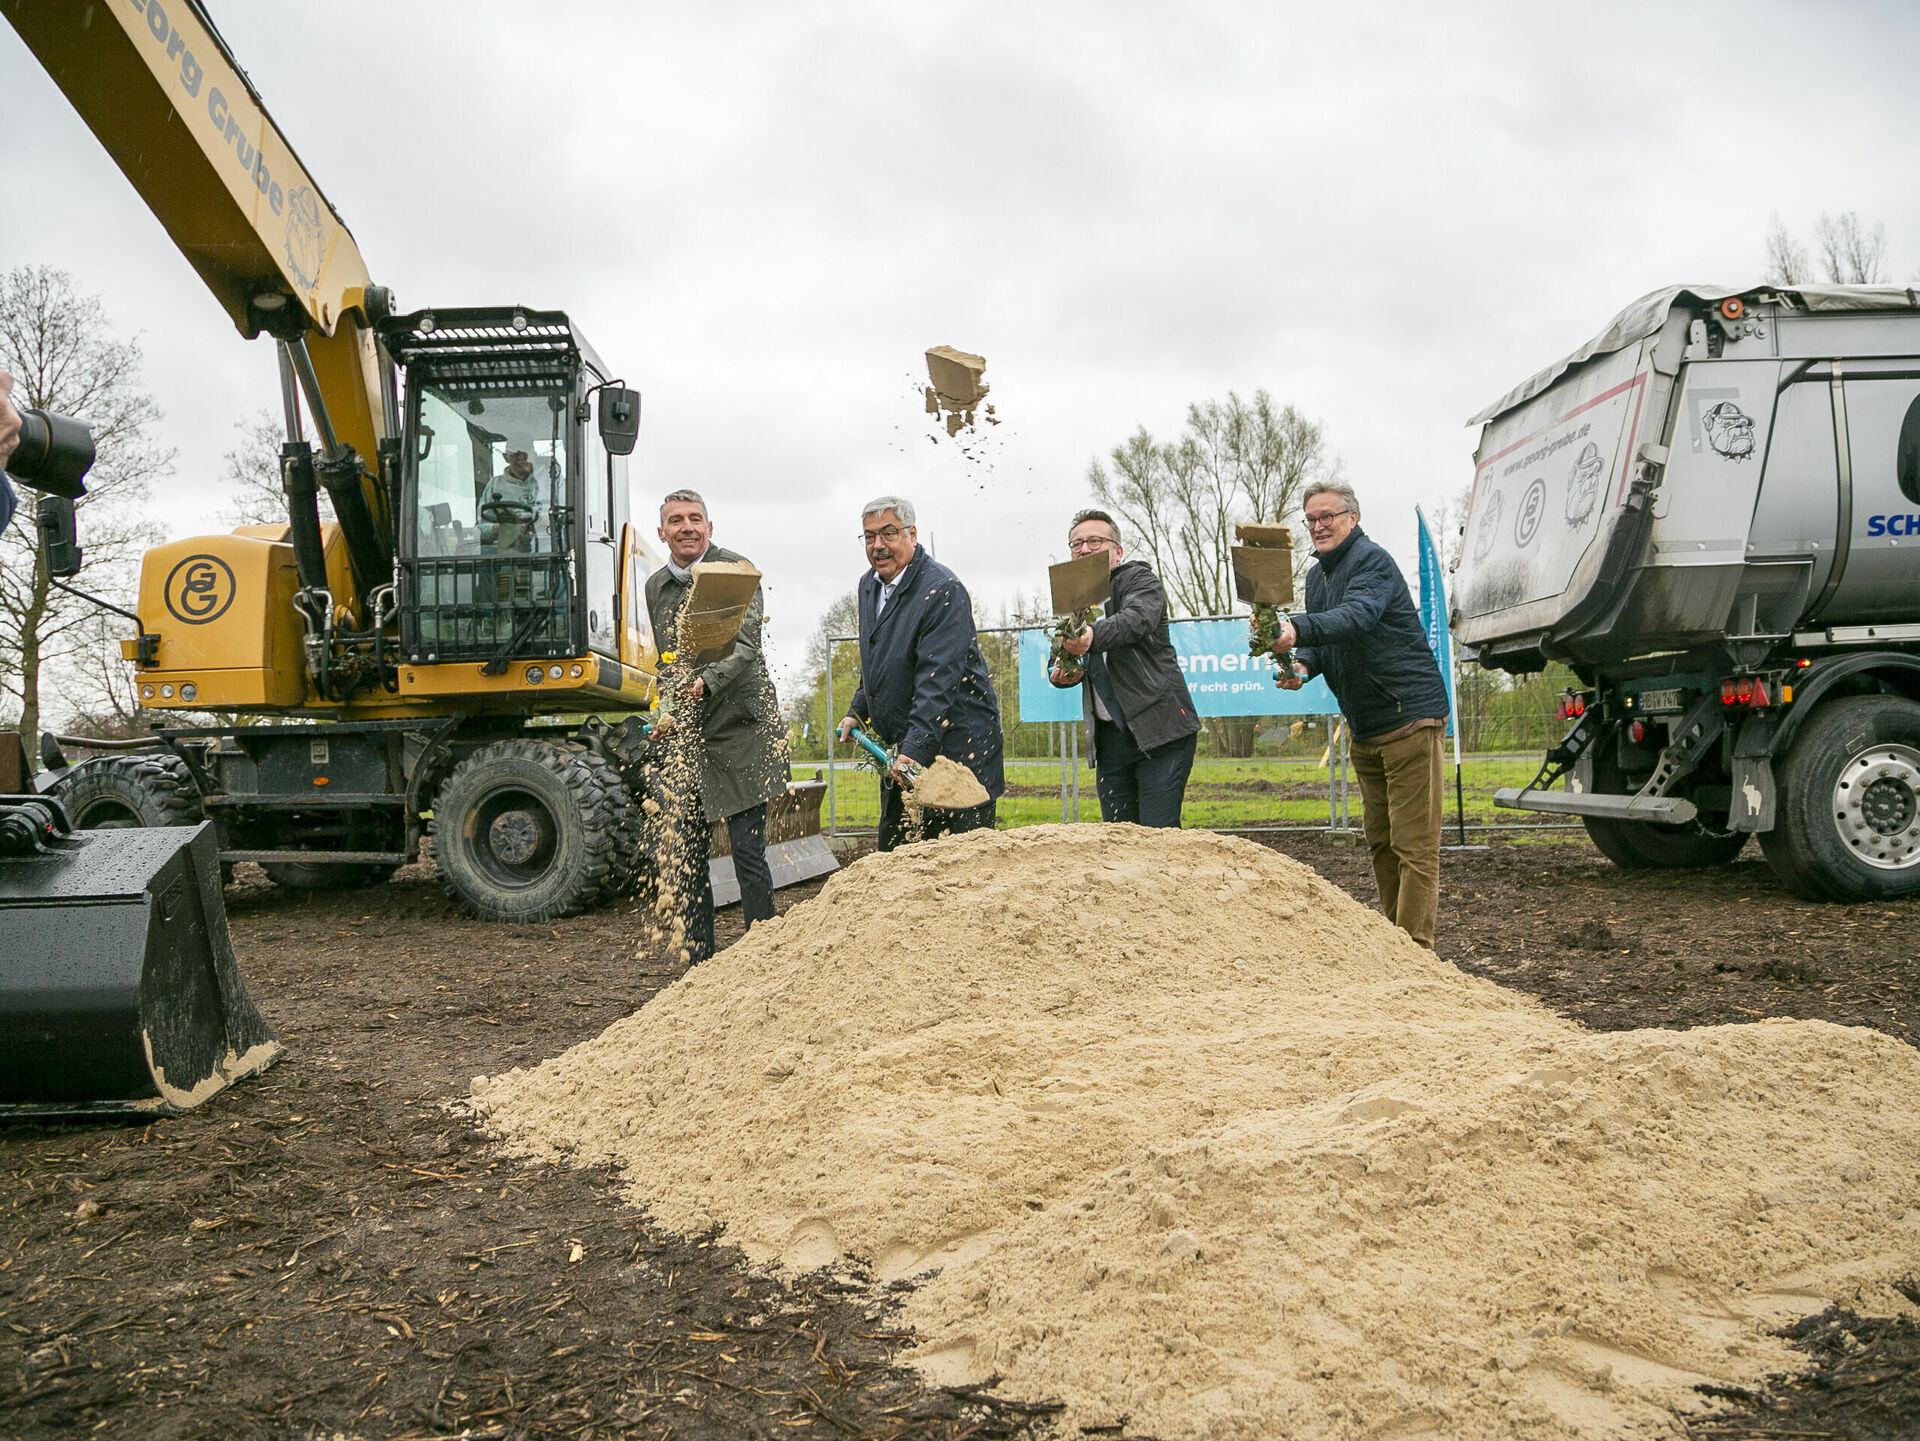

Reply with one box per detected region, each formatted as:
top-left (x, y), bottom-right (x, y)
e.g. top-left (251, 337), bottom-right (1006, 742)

top-left (1454, 284), bottom-right (1920, 900)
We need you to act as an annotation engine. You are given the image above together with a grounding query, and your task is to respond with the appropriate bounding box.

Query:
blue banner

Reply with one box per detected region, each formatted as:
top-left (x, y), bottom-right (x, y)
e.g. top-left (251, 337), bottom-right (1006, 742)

top-left (1017, 619), bottom-right (1336, 722)
top-left (1416, 507), bottom-right (1457, 740)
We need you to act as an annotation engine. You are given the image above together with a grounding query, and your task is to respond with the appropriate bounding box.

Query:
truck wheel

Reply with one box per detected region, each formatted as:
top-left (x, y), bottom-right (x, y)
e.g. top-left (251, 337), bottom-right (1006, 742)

top-left (1582, 746), bottom-right (1746, 870)
top-left (1760, 695), bottom-right (1920, 901)
top-left (430, 739), bottom-right (628, 923)
top-left (599, 760), bottom-right (661, 903)
top-left (262, 862), bottom-right (400, 891)
top-left (52, 752), bottom-right (202, 830)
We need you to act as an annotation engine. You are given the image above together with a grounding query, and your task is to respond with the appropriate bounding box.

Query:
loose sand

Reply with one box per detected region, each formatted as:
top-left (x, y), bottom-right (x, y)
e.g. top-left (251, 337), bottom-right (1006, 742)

top-left (908, 754), bottom-right (991, 811)
top-left (471, 826), bottom-right (1920, 1440)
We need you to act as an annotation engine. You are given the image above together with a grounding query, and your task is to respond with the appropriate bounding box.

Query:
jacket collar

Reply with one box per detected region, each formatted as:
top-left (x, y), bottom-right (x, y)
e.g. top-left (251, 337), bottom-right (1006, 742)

top-left (1317, 525), bottom-right (1365, 573)
top-left (868, 545), bottom-right (925, 625)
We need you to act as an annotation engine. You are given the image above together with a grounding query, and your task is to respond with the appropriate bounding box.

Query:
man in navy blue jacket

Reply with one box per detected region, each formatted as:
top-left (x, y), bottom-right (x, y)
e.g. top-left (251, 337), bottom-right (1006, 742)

top-left (1274, 482), bottom-right (1449, 947)
top-left (836, 496), bottom-right (1004, 851)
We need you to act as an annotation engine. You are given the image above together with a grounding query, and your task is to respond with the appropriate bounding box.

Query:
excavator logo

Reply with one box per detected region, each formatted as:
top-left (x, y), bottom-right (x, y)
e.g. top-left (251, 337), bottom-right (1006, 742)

top-left (283, 186), bottom-right (325, 292)
top-left (164, 555), bottom-right (237, 625)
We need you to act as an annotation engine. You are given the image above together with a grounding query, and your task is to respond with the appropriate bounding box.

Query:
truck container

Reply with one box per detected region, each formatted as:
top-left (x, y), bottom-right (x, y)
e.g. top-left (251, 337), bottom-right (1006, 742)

top-left (1454, 284), bottom-right (1920, 899)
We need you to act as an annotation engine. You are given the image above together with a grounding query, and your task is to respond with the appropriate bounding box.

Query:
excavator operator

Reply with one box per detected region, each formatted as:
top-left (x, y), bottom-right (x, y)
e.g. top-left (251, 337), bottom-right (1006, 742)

top-left (480, 441), bottom-right (545, 554)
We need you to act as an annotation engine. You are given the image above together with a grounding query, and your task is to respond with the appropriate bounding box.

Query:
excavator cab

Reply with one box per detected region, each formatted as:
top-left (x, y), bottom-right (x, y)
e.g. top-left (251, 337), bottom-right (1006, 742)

top-left (389, 308), bottom-right (639, 685)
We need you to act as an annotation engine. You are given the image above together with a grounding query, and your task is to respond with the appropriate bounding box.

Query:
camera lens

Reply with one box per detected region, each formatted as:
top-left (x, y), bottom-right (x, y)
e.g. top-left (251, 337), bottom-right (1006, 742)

top-left (6, 407), bottom-right (96, 499)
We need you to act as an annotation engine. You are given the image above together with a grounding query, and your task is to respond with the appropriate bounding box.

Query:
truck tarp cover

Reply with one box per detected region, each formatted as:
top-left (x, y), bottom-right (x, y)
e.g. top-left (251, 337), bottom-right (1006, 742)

top-left (1453, 282), bottom-right (1920, 649)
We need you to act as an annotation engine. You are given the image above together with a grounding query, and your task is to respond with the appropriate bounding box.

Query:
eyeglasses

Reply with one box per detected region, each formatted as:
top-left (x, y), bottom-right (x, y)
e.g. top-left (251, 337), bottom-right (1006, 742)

top-left (861, 525), bottom-right (908, 545)
top-left (1303, 508), bottom-right (1352, 530)
top-left (1067, 535), bottom-right (1116, 553)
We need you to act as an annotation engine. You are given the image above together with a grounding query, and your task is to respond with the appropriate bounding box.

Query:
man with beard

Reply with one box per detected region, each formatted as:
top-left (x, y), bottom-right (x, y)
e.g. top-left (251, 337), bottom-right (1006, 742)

top-left (646, 489), bottom-right (789, 963)
top-left (835, 495), bottom-right (1004, 850)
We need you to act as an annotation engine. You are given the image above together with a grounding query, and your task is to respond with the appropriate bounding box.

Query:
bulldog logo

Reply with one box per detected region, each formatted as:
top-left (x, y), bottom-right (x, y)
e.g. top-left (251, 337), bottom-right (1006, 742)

top-left (1564, 441), bottom-right (1605, 528)
top-left (283, 186), bottom-right (325, 292)
top-left (1702, 401), bottom-right (1755, 462)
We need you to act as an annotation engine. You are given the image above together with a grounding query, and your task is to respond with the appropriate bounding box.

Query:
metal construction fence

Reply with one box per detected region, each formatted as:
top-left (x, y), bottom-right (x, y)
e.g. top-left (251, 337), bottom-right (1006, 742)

top-left (795, 623), bottom-right (1582, 841)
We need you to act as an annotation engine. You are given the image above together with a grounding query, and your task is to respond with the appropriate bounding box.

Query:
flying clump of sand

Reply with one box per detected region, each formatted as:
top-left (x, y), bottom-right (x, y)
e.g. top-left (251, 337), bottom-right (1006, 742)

top-left (471, 826), bottom-right (1920, 1440)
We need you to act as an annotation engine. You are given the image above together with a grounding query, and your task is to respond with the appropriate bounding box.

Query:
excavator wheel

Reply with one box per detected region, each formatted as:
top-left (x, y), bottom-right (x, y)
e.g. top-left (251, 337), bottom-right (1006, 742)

top-left (430, 738), bottom-right (631, 923)
top-left (51, 751), bottom-right (202, 830)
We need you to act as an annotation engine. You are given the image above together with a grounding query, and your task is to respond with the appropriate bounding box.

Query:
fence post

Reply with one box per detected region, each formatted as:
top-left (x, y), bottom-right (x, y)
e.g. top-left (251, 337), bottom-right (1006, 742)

top-left (825, 637), bottom-right (837, 838)
top-left (1070, 718), bottom-right (1080, 822)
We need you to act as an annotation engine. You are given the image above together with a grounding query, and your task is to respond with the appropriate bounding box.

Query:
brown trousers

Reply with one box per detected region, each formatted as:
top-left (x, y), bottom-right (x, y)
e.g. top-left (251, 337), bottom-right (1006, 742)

top-left (1349, 723), bottom-right (1443, 947)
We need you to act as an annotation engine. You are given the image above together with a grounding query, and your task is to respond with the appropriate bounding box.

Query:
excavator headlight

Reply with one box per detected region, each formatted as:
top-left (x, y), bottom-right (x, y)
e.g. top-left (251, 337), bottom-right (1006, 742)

top-left (524, 664), bottom-right (544, 685)
top-left (140, 685), bottom-right (155, 701)
top-left (548, 665), bottom-right (564, 680)
top-left (569, 664), bottom-right (584, 678)
top-left (160, 685), bottom-right (174, 699)
top-left (179, 683), bottom-right (198, 703)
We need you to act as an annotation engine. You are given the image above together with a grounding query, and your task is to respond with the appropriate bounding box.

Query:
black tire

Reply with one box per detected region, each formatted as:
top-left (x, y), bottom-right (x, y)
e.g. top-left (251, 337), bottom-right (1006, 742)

top-left (52, 751), bottom-right (202, 830)
top-left (429, 738), bottom-right (628, 923)
top-left (262, 861), bottom-right (400, 891)
top-left (1580, 729), bottom-right (1746, 870)
top-left (1760, 694), bottom-right (1920, 902)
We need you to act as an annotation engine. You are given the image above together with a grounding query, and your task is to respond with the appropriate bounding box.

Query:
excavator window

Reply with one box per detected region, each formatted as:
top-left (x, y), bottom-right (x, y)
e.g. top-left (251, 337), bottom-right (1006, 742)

top-left (402, 378), bottom-right (581, 664)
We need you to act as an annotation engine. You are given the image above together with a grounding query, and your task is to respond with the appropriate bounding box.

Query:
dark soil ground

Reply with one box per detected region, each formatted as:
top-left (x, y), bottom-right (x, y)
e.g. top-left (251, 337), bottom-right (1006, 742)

top-left (3, 830), bottom-right (1916, 1440)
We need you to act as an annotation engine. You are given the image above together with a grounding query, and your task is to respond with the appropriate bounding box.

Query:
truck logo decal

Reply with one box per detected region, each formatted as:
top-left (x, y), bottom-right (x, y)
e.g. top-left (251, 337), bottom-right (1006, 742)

top-left (164, 554), bottom-right (238, 626)
top-left (1564, 441), bottom-right (1604, 528)
top-left (1701, 401), bottom-right (1755, 462)
top-left (1514, 478), bottom-right (1547, 548)
top-left (1474, 490), bottom-right (1504, 561)
top-left (1866, 514), bottom-right (1920, 536)
top-left (283, 186), bottom-right (325, 293)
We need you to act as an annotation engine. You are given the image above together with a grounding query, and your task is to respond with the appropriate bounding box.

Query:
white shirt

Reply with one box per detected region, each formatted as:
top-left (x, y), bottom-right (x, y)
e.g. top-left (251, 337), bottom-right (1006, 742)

top-left (875, 569), bottom-right (905, 617)
top-left (665, 545), bottom-right (711, 585)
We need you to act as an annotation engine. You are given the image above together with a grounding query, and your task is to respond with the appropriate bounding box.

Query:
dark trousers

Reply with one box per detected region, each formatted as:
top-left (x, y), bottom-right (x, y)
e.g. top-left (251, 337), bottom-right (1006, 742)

top-left (877, 782), bottom-right (995, 852)
top-left (726, 803), bottom-right (776, 927)
top-left (1092, 720), bottom-right (1196, 828)
top-left (665, 802), bottom-right (774, 966)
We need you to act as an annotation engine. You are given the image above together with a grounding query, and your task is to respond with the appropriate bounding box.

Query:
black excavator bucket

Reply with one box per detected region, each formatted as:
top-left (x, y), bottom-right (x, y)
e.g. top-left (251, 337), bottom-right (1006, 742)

top-left (0, 795), bottom-right (281, 1120)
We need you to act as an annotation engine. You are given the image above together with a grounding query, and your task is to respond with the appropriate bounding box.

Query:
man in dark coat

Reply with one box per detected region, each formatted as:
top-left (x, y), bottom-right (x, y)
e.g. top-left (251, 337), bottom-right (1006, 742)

top-left (1274, 481), bottom-right (1449, 947)
top-left (646, 489), bottom-right (790, 962)
top-left (1049, 509), bottom-right (1199, 827)
top-left (834, 495), bottom-right (1003, 851)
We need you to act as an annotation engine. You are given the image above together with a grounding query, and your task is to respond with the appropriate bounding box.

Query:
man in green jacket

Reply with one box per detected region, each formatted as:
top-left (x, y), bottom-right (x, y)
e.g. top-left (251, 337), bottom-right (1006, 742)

top-left (646, 489), bottom-right (789, 962)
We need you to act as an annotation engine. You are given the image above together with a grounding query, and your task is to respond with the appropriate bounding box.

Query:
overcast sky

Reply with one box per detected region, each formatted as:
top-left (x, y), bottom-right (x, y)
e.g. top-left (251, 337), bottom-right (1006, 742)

top-left (7, 0), bottom-right (1919, 694)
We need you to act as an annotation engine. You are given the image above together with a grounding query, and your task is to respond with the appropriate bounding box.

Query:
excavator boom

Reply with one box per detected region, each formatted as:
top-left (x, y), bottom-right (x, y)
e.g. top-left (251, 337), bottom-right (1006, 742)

top-left (3, 0), bottom-right (388, 470)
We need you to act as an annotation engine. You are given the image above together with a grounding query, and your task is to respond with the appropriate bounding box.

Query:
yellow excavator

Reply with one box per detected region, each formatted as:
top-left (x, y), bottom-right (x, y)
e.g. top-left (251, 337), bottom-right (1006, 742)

top-left (0, 1), bottom-right (830, 1111)
top-left (4, 0), bottom-right (838, 926)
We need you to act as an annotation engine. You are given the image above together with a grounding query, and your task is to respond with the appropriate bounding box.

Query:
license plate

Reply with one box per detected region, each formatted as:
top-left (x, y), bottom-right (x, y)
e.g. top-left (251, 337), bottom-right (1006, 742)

top-left (1637, 687), bottom-right (1687, 713)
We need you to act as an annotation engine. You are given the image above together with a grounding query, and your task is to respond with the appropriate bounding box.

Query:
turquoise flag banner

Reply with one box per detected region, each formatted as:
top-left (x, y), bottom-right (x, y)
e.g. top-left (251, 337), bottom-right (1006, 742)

top-left (1416, 507), bottom-right (1457, 740)
top-left (1016, 619), bottom-right (1336, 722)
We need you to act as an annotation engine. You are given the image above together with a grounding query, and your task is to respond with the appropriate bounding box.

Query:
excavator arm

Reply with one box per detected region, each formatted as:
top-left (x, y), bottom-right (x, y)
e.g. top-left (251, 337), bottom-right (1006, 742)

top-left (4, 0), bottom-right (396, 608)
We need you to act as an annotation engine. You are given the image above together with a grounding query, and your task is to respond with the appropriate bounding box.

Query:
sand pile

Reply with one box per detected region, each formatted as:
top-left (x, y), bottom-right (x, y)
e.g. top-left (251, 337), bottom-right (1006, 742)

top-left (471, 827), bottom-right (1920, 1440)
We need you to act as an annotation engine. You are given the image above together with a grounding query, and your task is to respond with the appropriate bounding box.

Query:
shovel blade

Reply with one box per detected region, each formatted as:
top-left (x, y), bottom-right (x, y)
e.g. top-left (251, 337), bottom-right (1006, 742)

top-left (1048, 550), bottom-right (1111, 616)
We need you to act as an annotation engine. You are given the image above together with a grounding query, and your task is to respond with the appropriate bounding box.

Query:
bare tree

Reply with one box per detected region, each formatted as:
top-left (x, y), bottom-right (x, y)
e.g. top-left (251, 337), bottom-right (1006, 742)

top-left (1763, 212), bottom-right (1810, 285)
top-left (218, 407), bottom-right (328, 528)
top-left (1814, 211), bottom-right (1887, 284)
top-left (1765, 211), bottom-right (1887, 285)
top-left (0, 266), bottom-right (172, 758)
top-left (1086, 389), bottom-right (1336, 618)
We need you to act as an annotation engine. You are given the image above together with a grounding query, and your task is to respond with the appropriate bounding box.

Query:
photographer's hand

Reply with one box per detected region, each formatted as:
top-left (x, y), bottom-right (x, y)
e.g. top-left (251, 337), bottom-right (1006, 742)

top-left (0, 371), bottom-right (19, 472)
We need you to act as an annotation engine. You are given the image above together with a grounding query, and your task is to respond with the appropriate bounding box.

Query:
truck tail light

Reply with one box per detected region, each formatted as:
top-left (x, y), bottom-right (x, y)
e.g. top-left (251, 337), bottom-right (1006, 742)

top-left (1629, 720), bottom-right (1646, 743)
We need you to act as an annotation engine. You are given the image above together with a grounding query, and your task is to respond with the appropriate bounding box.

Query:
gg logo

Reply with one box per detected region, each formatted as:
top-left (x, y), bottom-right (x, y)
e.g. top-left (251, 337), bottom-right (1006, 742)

top-left (1513, 477), bottom-right (1548, 549)
top-left (163, 554), bottom-right (238, 625)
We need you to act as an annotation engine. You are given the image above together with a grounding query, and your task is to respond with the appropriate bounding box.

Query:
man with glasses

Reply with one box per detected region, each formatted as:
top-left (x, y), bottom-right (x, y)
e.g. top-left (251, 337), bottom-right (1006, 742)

top-left (1049, 508), bottom-right (1198, 827)
top-left (1272, 481), bottom-right (1449, 947)
top-left (835, 496), bottom-right (1003, 850)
